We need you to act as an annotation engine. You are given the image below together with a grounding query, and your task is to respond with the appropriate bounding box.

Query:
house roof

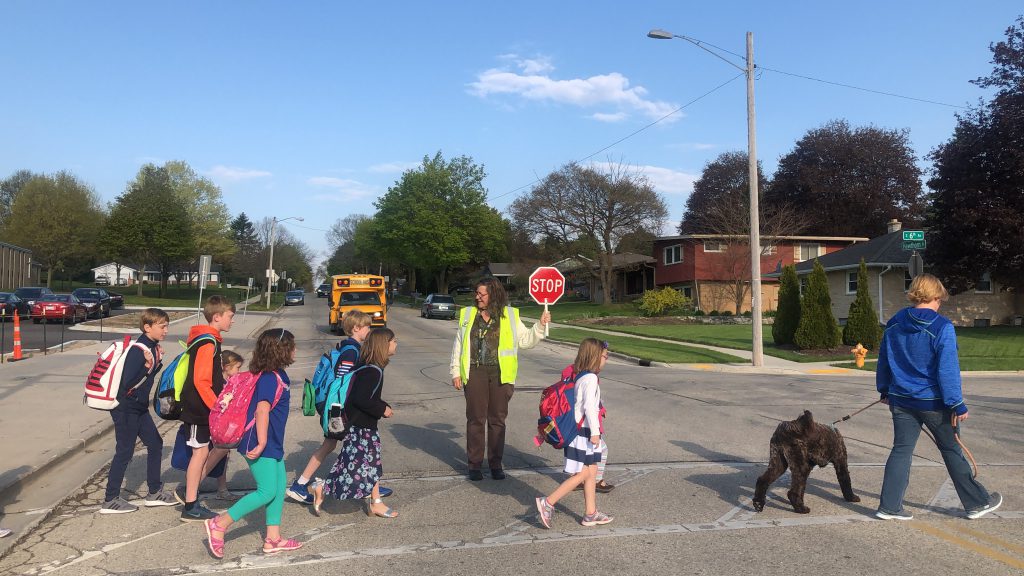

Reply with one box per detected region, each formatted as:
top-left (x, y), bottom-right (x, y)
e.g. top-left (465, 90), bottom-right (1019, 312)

top-left (656, 234), bottom-right (869, 243)
top-left (774, 230), bottom-right (924, 276)
top-left (92, 261), bottom-right (224, 274)
top-left (486, 263), bottom-right (516, 277)
top-left (558, 252), bottom-right (655, 272)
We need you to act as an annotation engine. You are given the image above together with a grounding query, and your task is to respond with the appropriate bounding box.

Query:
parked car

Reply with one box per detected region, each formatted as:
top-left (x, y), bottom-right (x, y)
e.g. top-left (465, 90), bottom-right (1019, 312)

top-left (420, 293), bottom-right (457, 320)
top-left (454, 286), bottom-right (474, 295)
top-left (316, 283), bottom-right (330, 298)
top-left (71, 287), bottom-right (111, 318)
top-left (95, 275), bottom-right (110, 286)
top-left (284, 289), bottom-right (305, 306)
top-left (0, 293), bottom-right (30, 320)
top-left (107, 291), bottom-right (125, 310)
top-left (14, 286), bottom-right (54, 309)
top-left (31, 294), bottom-right (89, 324)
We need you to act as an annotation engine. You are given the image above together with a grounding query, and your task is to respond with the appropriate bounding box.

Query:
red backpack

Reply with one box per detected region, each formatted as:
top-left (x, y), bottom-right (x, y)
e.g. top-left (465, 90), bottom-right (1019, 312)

top-left (535, 367), bottom-right (591, 449)
top-left (209, 371), bottom-right (285, 449)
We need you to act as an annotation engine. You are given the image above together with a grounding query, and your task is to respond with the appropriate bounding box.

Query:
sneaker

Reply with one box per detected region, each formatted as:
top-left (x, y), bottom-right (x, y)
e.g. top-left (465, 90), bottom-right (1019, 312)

top-left (180, 503), bottom-right (218, 522)
top-left (967, 492), bottom-right (1003, 520)
top-left (378, 486), bottom-right (393, 498)
top-left (468, 470), bottom-right (484, 481)
top-left (145, 489), bottom-right (180, 507)
top-left (875, 509), bottom-right (914, 521)
top-left (173, 486), bottom-right (187, 505)
top-left (216, 489), bottom-right (242, 502)
top-left (581, 511), bottom-right (614, 526)
top-left (0, 528), bottom-right (11, 538)
top-left (100, 497), bottom-right (138, 514)
top-left (286, 481), bottom-right (313, 505)
top-left (535, 497), bottom-right (553, 529)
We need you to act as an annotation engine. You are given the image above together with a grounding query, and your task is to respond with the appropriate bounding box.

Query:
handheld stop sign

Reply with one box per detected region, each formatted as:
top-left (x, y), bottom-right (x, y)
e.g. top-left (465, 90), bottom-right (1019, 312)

top-left (528, 266), bottom-right (565, 336)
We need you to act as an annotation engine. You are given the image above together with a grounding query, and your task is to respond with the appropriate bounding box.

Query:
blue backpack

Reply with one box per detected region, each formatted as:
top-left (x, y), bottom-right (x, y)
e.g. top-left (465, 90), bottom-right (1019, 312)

top-left (152, 334), bottom-right (218, 420)
top-left (536, 369), bottom-right (591, 449)
top-left (304, 343), bottom-right (358, 416)
top-left (321, 364), bottom-right (382, 440)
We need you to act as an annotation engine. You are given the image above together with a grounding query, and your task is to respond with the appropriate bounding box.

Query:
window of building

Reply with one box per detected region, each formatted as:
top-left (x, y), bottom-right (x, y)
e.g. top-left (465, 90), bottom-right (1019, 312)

top-left (975, 271), bottom-right (992, 293)
top-left (760, 241), bottom-right (776, 256)
top-left (797, 243), bottom-right (822, 262)
top-left (903, 270), bottom-right (912, 292)
top-left (683, 286), bottom-right (692, 299)
top-left (664, 244), bottom-right (682, 265)
top-left (799, 276), bottom-right (808, 295)
top-left (704, 240), bottom-right (726, 253)
top-left (847, 271), bottom-right (857, 294)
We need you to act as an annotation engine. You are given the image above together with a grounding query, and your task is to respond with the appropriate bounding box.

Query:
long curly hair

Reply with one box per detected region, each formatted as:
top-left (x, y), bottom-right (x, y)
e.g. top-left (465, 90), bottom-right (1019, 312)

top-left (476, 277), bottom-right (509, 319)
top-left (248, 328), bottom-right (295, 373)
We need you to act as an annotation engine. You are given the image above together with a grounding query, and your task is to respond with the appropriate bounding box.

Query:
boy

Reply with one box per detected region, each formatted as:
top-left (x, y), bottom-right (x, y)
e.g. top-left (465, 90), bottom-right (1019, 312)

top-left (177, 295), bottom-right (235, 521)
top-left (100, 308), bottom-right (178, 513)
top-left (286, 310), bottom-right (391, 502)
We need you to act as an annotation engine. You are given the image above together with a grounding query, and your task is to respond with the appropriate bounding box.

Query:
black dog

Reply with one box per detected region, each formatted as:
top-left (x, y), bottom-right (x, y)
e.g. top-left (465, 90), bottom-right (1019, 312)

top-left (752, 410), bottom-right (860, 514)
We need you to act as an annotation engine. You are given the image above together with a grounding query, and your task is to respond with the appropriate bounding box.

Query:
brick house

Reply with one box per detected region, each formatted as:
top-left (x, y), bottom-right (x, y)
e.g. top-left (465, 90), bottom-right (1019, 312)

top-left (653, 234), bottom-right (867, 313)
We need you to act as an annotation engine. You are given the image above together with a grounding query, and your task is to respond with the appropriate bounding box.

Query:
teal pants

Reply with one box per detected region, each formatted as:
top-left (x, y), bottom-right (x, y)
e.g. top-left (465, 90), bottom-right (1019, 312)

top-left (227, 456), bottom-right (285, 526)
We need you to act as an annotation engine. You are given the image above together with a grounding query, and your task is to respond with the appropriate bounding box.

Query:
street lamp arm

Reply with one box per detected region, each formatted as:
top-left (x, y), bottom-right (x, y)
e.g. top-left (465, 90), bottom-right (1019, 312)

top-left (647, 29), bottom-right (747, 73)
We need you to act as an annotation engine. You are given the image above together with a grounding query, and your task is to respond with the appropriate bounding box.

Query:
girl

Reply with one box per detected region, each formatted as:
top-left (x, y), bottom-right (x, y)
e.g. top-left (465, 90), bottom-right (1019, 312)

top-left (214, 350), bottom-right (245, 502)
top-left (311, 328), bottom-right (397, 518)
top-left (535, 338), bottom-right (613, 528)
top-left (203, 329), bottom-right (302, 559)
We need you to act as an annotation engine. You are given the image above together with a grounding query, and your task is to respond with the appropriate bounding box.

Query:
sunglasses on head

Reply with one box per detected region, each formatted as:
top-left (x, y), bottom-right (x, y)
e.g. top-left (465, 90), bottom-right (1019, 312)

top-left (601, 341), bottom-right (609, 350)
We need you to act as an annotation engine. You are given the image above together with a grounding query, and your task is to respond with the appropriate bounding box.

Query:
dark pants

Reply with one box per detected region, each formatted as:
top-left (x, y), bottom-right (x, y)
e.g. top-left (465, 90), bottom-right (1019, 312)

top-left (464, 365), bottom-right (513, 470)
top-left (105, 405), bottom-right (163, 502)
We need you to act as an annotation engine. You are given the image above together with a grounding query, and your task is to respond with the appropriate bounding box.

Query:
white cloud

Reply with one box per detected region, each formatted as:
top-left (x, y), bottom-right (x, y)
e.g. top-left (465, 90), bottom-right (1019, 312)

top-left (591, 112), bottom-right (628, 123)
top-left (587, 161), bottom-right (697, 197)
top-left (469, 54), bottom-right (679, 122)
top-left (206, 165), bottom-right (272, 182)
top-left (307, 176), bottom-right (378, 201)
top-left (367, 162), bottom-right (418, 174)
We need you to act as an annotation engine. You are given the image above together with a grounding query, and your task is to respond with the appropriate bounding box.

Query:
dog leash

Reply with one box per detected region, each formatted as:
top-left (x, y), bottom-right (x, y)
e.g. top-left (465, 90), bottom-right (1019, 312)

top-left (832, 400), bottom-right (978, 478)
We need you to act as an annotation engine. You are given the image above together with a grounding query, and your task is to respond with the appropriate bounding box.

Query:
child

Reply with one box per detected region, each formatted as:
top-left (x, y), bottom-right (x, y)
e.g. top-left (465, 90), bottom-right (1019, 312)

top-left (100, 308), bottom-right (178, 513)
top-left (287, 311), bottom-right (394, 503)
top-left (310, 328), bottom-right (397, 518)
top-left (178, 295), bottom-right (235, 522)
top-left (535, 338), bottom-right (613, 528)
top-left (214, 350), bottom-right (245, 501)
top-left (203, 328), bottom-right (302, 558)
top-left (563, 363), bottom-right (613, 494)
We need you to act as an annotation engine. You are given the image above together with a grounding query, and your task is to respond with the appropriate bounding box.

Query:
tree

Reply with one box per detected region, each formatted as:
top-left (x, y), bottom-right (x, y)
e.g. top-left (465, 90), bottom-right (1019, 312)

top-left (927, 16), bottom-right (1024, 291)
top-left (255, 217), bottom-right (314, 291)
top-left (794, 260), bottom-right (840, 350)
top-left (226, 212), bottom-right (261, 285)
top-left (100, 165), bottom-right (193, 296)
top-left (842, 259), bottom-right (882, 349)
top-left (367, 152), bottom-right (507, 293)
top-left (325, 214), bottom-right (373, 275)
top-left (0, 169), bottom-right (39, 231)
top-left (2, 172), bottom-right (105, 286)
top-left (772, 264), bottom-right (801, 345)
top-left (510, 161), bottom-right (668, 304)
top-left (766, 120), bottom-right (926, 238)
top-left (162, 161), bottom-right (234, 286)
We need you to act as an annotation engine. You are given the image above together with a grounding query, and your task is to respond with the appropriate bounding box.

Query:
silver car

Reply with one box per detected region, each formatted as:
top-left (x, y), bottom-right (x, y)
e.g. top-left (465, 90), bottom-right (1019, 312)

top-left (420, 293), bottom-right (457, 320)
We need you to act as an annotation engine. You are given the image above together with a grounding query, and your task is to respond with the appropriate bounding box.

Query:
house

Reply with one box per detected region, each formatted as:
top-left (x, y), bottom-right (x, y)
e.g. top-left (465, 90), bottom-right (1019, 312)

top-left (555, 252), bottom-right (655, 303)
top-left (482, 263), bottom-right (516, 287)
top-left (92, 260), bottom-right (222, 286)
top-left (775, 220), bottom-right (1023, 327)
top-left (653, 234), bottom-right (868, 314)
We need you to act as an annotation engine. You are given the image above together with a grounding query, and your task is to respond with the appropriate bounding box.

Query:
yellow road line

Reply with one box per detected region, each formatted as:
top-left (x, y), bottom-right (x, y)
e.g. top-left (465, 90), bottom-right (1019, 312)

top-left (909, 521), bottom-right (1024, 570)
top-left (955, 524), bottom-right (1024, 556)
top-left (807, 368), bottom-right (850, 374)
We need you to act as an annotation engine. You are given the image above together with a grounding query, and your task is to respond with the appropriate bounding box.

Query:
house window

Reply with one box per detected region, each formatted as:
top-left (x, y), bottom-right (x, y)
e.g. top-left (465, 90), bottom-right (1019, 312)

top-left (975, 271), bottom-right (992, 293)
top-left (847, 271), bottom-right (857, 294)
top-left (683, 286), bottom-right (692, 299)
top-left (797, 243), bottom-right (822, 262)
top-left (704, 240), bottom-right (726, 253)
top-left (799, 276), bottom-right (809, 295)
top-left (904, 270), bottom-right (912, 292)
top-left (760, 241), bottom-right (776, 256)
top-left (664, 244), bottom-right (682, 265)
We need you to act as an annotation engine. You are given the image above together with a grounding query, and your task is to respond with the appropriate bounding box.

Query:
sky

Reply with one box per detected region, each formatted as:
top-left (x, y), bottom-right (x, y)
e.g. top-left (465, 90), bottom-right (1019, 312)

top-left (2, 1), bottom-right (1020, 267)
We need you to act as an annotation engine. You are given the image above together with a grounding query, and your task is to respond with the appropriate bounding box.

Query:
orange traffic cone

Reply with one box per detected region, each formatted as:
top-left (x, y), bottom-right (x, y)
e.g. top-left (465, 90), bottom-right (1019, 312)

top-left (12, 312), bottom-right (23, 361)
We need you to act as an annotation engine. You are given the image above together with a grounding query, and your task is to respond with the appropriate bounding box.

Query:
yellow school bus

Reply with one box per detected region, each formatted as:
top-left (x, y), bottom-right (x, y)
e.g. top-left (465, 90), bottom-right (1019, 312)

top-left (328, 274), bottom-right (387, 332)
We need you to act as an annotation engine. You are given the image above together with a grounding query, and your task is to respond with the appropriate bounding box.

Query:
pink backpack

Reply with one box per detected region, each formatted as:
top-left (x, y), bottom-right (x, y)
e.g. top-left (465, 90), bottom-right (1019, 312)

top-left (209, 371), bottom-right (285, 449)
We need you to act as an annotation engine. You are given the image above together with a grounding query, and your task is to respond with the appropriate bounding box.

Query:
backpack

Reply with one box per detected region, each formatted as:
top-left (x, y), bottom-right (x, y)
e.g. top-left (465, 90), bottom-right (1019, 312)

top-left (535, 368), bottom-right (591, 449)
top-left (209, 371), bottom-right (286, 449)
top-left (321, 365), bottom-right (382, 440)
top-left (304, 343), bottom-right (358, 417)
top-left (152, 334), bottom-right (218, 420)
top-left (83, 335), bottom-right (150, 410)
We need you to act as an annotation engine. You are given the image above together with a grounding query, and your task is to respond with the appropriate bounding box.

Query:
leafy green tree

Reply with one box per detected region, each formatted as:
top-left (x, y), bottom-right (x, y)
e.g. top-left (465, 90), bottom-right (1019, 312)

top-left (927, 16), bottom-right (1024, 291)
top-left (794, 260), bottom-right (840, 350)
top-left (161, 161), bottom-right (234, 285)
top-left (227, 212), bottom-right (261, 285)
top-left (0, 169), bottom-right (40, 231)
top-left (367, 152), bottom-right (507, 293)
top-left (2, 171), bottom-right (105, 286)
top-left (101, 165), bottom-right (193, 296)
top-left (842, 259), bottom-right (882, 349)
top-left (772, 264), bottom-right (801, 345)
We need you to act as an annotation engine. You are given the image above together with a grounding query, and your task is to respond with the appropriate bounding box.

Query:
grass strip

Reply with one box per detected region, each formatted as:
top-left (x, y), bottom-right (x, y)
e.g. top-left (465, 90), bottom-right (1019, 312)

top-left (549, 327), bottom-right (747, 364)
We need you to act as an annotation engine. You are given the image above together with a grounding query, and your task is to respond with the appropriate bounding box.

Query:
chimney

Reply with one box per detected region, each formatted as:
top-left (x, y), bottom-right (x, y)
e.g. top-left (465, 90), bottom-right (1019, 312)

top-left (887, 219), bottom-right (902, 233)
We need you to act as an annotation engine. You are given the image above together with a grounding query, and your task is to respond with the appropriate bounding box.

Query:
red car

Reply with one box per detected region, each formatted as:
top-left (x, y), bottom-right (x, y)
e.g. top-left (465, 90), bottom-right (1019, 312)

top-left (31, 294), bottom-right (89, 324)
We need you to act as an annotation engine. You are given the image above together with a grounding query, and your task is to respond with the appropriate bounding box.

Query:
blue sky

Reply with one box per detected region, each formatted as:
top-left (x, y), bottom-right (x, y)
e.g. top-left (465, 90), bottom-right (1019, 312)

top-left (2, 2), bottom-right (1020, 265)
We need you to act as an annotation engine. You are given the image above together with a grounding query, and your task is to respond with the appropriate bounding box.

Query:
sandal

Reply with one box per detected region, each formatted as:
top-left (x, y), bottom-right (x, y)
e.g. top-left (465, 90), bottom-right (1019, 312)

top-left (263, 536), bottom-right (303, 554)
top-left (366, 497), bottom-right (398, 518)
top-left (204, 515), bottom-right (227, 559)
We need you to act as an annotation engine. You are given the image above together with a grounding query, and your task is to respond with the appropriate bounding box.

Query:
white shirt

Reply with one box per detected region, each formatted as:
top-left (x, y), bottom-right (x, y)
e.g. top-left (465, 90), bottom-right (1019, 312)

top-left (573, 372), bottom-right (602, 433)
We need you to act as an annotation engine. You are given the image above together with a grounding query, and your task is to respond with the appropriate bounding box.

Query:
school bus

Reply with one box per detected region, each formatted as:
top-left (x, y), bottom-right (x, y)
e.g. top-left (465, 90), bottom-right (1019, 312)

top-left (328, 274), bottom-right (387, 332)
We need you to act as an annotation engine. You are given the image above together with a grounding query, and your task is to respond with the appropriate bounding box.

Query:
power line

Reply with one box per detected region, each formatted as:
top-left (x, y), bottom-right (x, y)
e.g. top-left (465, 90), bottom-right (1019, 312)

top-left (758, 65), bottom-right (968, 109)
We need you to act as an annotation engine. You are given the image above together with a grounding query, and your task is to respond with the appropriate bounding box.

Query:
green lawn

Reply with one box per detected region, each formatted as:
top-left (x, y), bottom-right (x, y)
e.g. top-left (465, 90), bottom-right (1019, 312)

top-left (549, 327), bottom-right (747, 364)
top-left (831, 326), bottom-right (1024, 371)
top-left (516, 300), bottom-right (642, 321)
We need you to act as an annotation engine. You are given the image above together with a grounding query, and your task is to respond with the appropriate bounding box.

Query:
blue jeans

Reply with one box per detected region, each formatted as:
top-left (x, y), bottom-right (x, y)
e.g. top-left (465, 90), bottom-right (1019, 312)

top-left (879, 405), bottom-right (989, 514)
top-left (105, 405), bottom-right (164, 501)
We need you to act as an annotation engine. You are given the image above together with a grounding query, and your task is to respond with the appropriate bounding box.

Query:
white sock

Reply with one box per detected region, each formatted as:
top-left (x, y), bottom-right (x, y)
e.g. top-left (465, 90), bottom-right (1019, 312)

top-left (297, 476), bottom-right (309, 485)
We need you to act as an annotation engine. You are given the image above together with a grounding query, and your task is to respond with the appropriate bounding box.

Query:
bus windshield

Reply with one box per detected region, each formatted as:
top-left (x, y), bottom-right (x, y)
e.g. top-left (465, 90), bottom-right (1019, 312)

top-left (340, 291), bottom-right (381, 305)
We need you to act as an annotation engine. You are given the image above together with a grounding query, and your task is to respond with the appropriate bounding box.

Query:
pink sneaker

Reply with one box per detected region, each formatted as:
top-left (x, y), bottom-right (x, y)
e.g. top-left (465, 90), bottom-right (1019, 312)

top-left (535, 497), bottom-right (553, 529)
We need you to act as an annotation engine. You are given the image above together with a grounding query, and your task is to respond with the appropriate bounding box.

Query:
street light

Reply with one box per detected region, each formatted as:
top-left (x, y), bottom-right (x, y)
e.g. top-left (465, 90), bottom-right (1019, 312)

top-left (648, 28), bottom-right (764, 367)
top-left (266, 216), bottom-right (304, 308)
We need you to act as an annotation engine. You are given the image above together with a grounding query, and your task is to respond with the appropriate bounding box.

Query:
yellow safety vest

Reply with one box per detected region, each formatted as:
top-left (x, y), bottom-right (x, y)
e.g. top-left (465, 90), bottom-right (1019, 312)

top-left (457, 306), bottom-right (520, 385)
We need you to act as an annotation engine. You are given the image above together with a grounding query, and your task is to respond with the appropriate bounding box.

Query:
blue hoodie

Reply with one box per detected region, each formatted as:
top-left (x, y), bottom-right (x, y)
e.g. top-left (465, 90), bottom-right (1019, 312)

top-left (876, 307), bottom-right (966, 415)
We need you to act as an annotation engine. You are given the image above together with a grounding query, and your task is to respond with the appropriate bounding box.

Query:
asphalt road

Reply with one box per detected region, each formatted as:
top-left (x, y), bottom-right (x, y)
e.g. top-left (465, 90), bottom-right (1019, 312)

top-left (1, 303), bottom-right (1021, 575)
top-left (0, 309), bottom-right (135, 354)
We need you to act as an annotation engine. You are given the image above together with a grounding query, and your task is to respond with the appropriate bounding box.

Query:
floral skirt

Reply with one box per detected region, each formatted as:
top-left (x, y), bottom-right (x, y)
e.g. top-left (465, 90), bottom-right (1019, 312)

top-left (323, 425), bottom-right (382, 500)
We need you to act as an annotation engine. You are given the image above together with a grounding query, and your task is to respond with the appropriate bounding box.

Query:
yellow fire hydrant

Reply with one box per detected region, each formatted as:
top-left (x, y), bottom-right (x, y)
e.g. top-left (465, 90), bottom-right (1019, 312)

top-left (851, 343), bottom-right (868, 368)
